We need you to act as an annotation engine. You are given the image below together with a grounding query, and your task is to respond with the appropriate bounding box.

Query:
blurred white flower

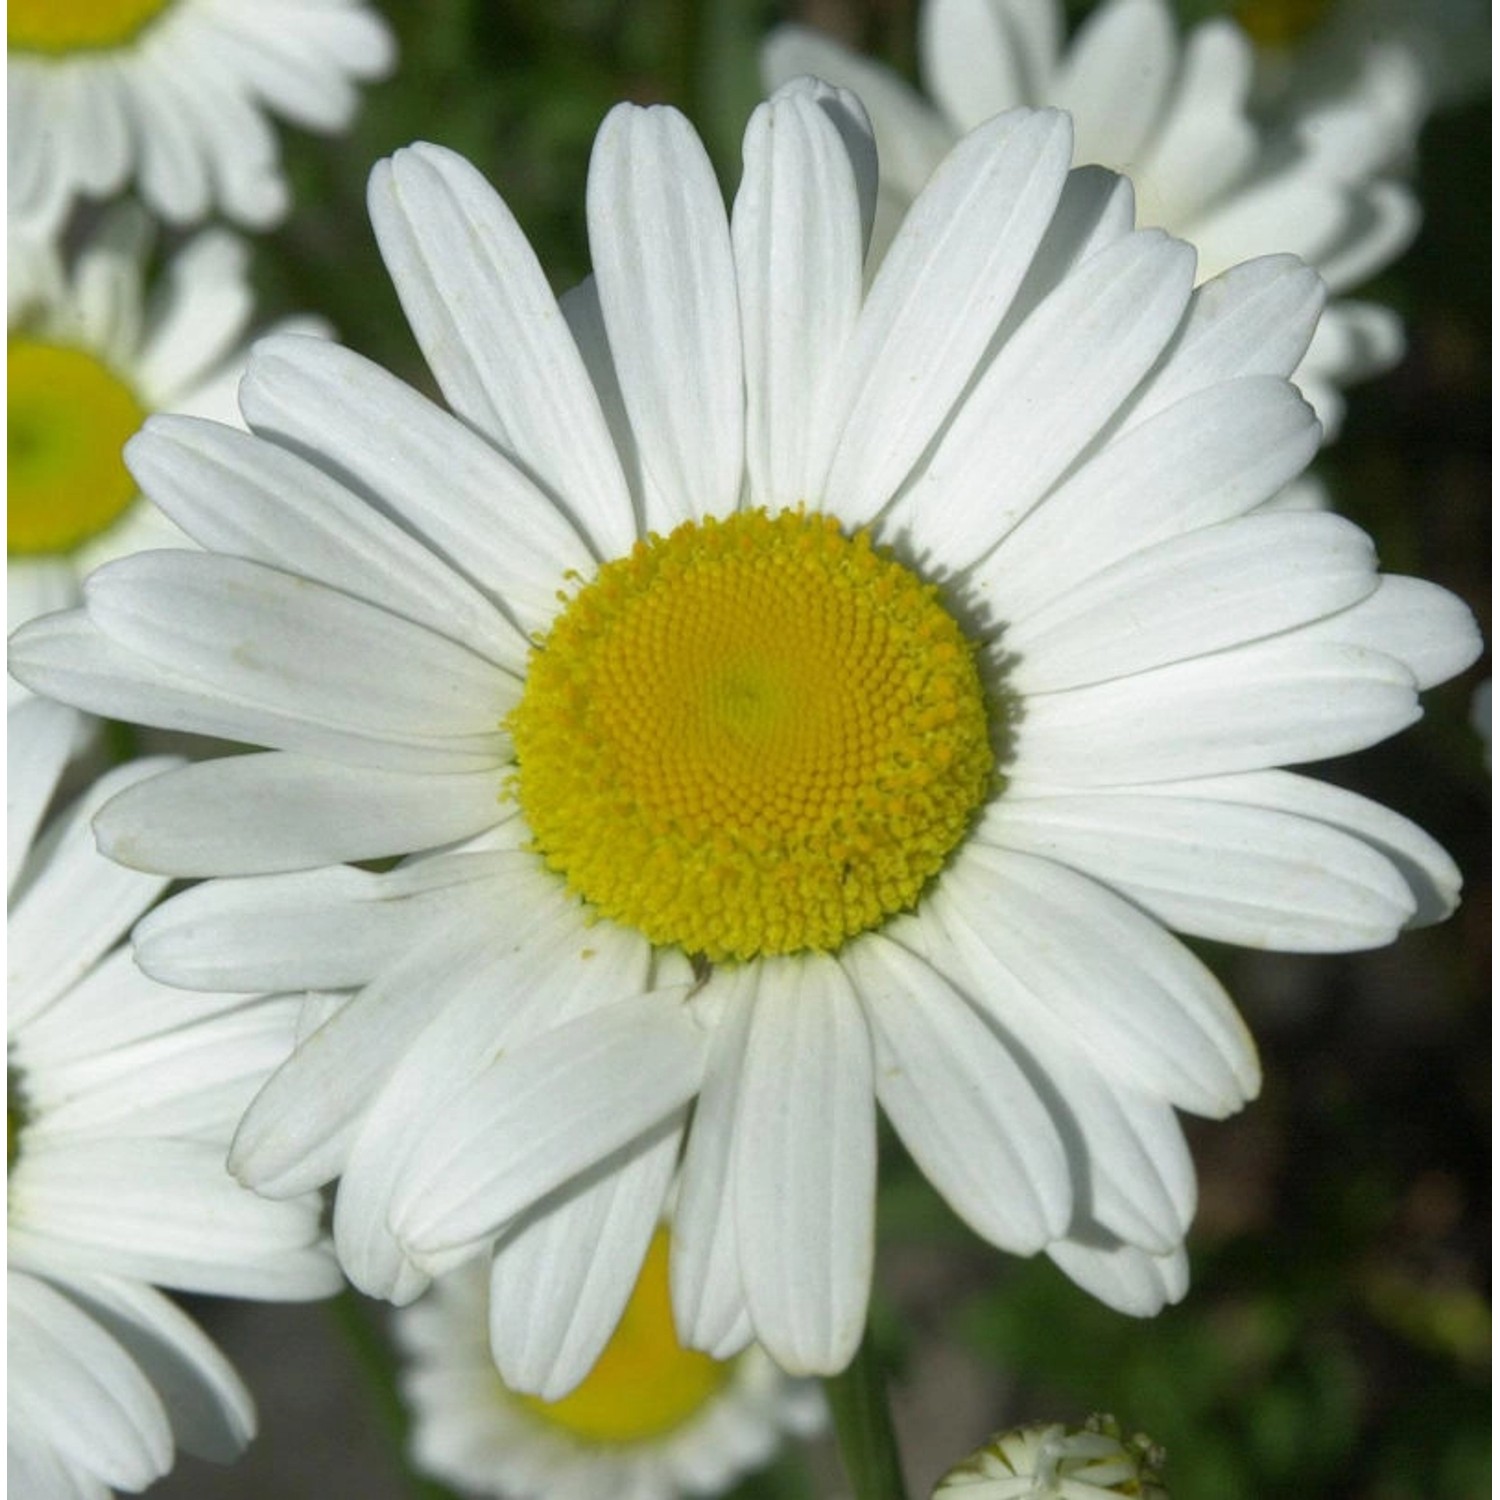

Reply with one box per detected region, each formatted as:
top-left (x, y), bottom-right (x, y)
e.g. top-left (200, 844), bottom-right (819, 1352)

top-left (6, 698), bottom-right (341, 1498)
top-left (935, 1414), bottom-right (1167, 1499)
top-left (8, 0), bottom-right (395, 236)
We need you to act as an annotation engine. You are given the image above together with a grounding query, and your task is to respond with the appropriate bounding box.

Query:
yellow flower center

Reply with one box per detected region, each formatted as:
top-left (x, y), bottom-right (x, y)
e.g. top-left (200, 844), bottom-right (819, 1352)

top-left (1233, 0), bottom-right (1333, 48)
top-left (518, 1230), bottom-right (731, 1444)
top-left (8, 339), bottom-right (146, 557)
top-left (8, 0), bottom-right (171, 53)
top-left (510, 508), bottom-right (994, 962)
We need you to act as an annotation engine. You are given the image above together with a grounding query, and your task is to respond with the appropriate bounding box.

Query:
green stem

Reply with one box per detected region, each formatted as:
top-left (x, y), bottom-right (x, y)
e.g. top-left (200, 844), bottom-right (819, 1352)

top-left (823, 1324), bottom-right (910, 1500)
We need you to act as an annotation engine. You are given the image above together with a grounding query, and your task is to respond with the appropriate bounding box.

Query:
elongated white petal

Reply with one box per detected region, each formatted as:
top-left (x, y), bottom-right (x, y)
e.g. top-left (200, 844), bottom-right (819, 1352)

top-left (11, 1137), bottom-right (335, 1299)
top-left (393, 989), bottom-right (707, 1267)
top-left (930, 845), bottom-right (1258, 1116)
top-left (8, 1271), bottom-right (171, 1492)
top-left (9, 758), bottom-right (175, 1031)
top-left (1295, 574), bottom-right (1482, 691)
top-left (126, 414), bottom-right (523, 668)
top-left (7, 611), bottom-right (500, 775)
top-left (93, 752), bottom-right (505, 876)
top-left (332, 885), bottom-right (651, 1302)
top-left (844, 933), bottom-right (1070, 1251)
top-left (1011, 639), bottom-right (1419, 786)
top-left (7, 696), bottom-right (78, 893)
top-left (84, 552), bottom-right (517, 742)
top-left (671, 967), bottom-right (760, 1359)
top-left (888, 228), bottom-right (1196, 570)
top-left (1004, 512), bottom-right (1378, 692)
top-left (1132, 770), bottom-right (1464, 928)
top-left (818, 108), bottom-right (1074, 526)
top-left (487, 1110), bottom-right (683, 1398)
top-left (1047, 1235), bottom-right (1189, 1316)
top-left (732, 955), bottom-right (876, 1375)
top-left (238, 335), bottom-right (601, 636)
top-left (59, 1276), bottom-right (255, 1465)
top-left (982, 788), bottom-right (1418, 951)
top-left (369, 144), bottom-right (636, 557)
top-left (588, 104), bottom-right (744, 529)
top-left (229, 910), bottom-right (516, 1197)
top-left (734, 83), bottom-right (867, 511)
top-left (920, 0), bottom-right (1036, 129)
top-left (132, 849), bottom-right (519, 992)
top-left (1122, 255), bottom-right (1326, 427)
top-left (972, 376), bottom-right (1320, 621)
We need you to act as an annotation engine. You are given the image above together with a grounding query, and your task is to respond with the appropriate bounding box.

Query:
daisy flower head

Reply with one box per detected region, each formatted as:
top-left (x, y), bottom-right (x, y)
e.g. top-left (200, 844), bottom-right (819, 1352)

top-left (8, 0), bottom-right (395, 237)
top-left (6, 697), bottom-right (341, 1498)
top-left (397, 1227), bottom-right (823, 1500)
top-left (934, 1414), bottom-right (1167, 1500)
top-left (11, 83), bottom-right (1481, 1388)
top-left (763, 0), bottom-right (1426, 441)
top-left (8, 206), bottom-right (327, 642)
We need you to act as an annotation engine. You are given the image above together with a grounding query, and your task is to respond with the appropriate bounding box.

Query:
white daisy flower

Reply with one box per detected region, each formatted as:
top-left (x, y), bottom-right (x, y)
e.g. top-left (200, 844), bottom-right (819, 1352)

top-left (8, 0), bottom-right (395, 237)
top-left (8, 206), bottom-right (326, 642)
top-left (397, 1228), bottom-right (823, 1500)
top-left (10, 88), bottom-right (1480, 1387)
top-left (6, 696), bottom-right (342, 1498)
top-left (763, 0), bottom-right (1425, 442)
top-left (934, 1414), bottom-right (1167, 1500)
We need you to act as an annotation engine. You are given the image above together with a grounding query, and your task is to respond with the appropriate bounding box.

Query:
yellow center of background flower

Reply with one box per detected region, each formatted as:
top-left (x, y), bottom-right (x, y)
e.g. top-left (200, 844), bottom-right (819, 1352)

top-left (8, 0), bottom-right (170, 52)
top-left (1233, 0), bottom-right (1333, 48)
top-left (519, 1230), bottom-right (730, 1443)
top-left (511, 508), bottom-right (993, 962)
top-left (8, 339), bottom-right (146, 557)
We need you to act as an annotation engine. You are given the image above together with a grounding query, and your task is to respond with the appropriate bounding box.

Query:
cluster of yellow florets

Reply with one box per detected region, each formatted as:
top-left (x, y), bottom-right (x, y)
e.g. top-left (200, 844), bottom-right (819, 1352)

top-left (509, 507), bottom-right (993, 962)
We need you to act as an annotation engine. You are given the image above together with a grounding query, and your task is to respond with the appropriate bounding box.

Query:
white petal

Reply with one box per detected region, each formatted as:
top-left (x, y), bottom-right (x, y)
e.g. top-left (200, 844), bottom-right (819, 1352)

top-left (1294, 575), bottom-right (1482, 691)
top-left (238, 335), bottom-right (599, 641)
top-left (93, 752), bottom-right (504, 876)
top-left (1011, 638), bottom-right (1420, 786)
top-left (83, 552), bottom-right (517, 741)
top-left (51, 1277), bottom-right (255, 1464)
top-left (671, 967), bottom-right (759, 1359)
top-left (127, 415), bottom-right (523, 669)
top-left (8, 758), bottom-right (174, 1031)
top-left (732, 955), bottom-right (876, 1375)
top-left (367, 146), bottom-right (637, 559)
top-left (12, 1137), bottom-right (333, 1299)
top-left (487, 1110), bottom-right (682, 1398)
top-left (392, 989), bottom-right (707, 1269)
top-left (229, 909), bottom-right (520, 1197)
top-left (1135, 769), bottom-right (1464, 929)
top-left (1049, 0), bottom-right (1177, 169)
top-left (1004, 511), bottom-right (1379, 692)
top-left (7, 696), bottom-right (77, 893)
top-left (983, 788), bottom-right (1418, 950)
top-left (818, 108), bottom-right (1075, 527)
top-left (132, 849), bottom-right (518, 992)
top-left (844, 933), bottom-right (1070, 1251)
top-left (134, 230), bottom-right (253, 400)
top-left (587, 103), bottom-right (744, 528)
top-left (971, 376), bottom-right (1321, 621)
top-left (8, 1271), bottom-right (171, 1492)
top-left (929, 845), bottom-right (1258, 1116)
top-left (886, 227), bottom-right (1196, 571)
top-left (1047, 1235), bottom-right (1188, 1316)
top-left (920, 0), bottom-right (1040, 128)
top-left (332, 886), bottom-right (652, 1302)
top-left (733, 83), bottom-right (867, 511)
top-left (7, 611), bottom-right (498, 775)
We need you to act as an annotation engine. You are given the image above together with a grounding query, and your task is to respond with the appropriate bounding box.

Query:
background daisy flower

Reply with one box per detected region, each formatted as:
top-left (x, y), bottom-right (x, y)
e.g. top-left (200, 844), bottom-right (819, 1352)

top-left (7, 0), bottom-right (395, 237)
top-left (6, 697), bottom-right (342, 1498)
top-left (8, 207), bottom-right (327, 640)
top-left (10, 88), bottom-right (1479, 1391)
top-left (397, 1228), bottom-right (823, 1500)
top-left (763, 0), bottom-right (1425, 444)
